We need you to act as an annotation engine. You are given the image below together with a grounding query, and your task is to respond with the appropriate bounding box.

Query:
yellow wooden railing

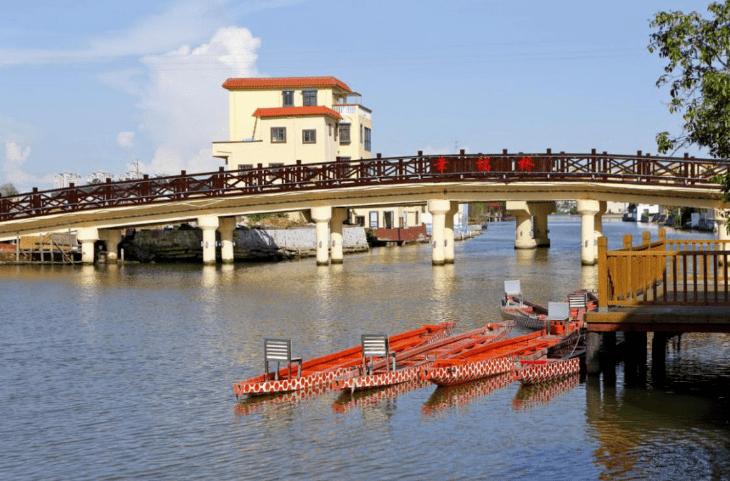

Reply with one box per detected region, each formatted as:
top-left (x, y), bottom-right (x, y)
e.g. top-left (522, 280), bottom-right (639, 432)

top-left (597, 229), bottom-right (730, 308)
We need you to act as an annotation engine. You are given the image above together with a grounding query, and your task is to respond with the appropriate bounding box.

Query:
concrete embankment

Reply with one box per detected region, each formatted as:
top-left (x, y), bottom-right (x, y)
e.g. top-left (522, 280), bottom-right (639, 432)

top-left (118, 225), bottom-right (369, 263)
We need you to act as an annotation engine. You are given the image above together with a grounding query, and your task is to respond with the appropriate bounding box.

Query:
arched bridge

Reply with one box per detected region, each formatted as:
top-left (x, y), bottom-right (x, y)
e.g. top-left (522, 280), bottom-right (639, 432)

top-left (1, 149), bottom-right (728, 265)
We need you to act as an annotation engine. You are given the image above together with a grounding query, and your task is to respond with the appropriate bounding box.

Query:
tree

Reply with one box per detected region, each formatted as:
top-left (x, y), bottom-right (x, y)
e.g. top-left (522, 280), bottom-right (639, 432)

top-left (649, 1), bottom-right (730, 221)
top-left (0, 182), bottom-right (18, 196)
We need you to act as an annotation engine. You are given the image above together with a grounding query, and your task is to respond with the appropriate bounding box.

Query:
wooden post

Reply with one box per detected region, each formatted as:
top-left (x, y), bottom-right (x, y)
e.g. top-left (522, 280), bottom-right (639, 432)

top-left (623, 234), bottom-right (632, 249)
top-left (598, 237), bottom-right (608, 309)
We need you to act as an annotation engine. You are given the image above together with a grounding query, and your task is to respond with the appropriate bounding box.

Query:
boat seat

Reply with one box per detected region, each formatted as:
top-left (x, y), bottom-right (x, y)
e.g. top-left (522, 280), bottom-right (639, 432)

top-left (264, 338), bottom-right (302, 381)
top-left (361, 333), bottom-right (396, 375)
top-left (568, 292), bottom-right (588, 310)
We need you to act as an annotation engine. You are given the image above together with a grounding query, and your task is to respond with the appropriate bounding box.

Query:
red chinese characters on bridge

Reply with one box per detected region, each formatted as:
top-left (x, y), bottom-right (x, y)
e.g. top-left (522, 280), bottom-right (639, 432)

top-left (518, 156), bottom-right (534, 172)
top-left (433, 156), bottom-right (448, 173)
top-left (477, 156), bottom-right (491, 172)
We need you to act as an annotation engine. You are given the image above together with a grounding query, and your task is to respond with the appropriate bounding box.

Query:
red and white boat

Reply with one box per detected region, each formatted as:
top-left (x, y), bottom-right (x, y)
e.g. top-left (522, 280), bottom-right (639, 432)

top-left (500, 280), bottom-right (597, 330)
top-left (233, 322), bottom-right (454, 398)
top-left (331, 322), bottom-right (514, 393)
top-left (419, 321), bottom-right (580, 387)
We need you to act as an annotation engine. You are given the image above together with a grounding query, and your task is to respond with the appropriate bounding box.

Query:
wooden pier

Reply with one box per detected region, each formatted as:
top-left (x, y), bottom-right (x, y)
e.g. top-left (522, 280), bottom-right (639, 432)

top-left (585, 229), bottom-right (730, 373)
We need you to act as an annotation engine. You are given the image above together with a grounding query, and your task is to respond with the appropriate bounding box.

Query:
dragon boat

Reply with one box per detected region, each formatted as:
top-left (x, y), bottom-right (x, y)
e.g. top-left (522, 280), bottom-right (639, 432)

top-left (500, 280), bottom-right (597, 330)
top-left (331, 322), bottom-right (514, 393)
top-left (419, 321), bottom-right (580, 387)
top-left (233, 322), bottom-right (454, 398)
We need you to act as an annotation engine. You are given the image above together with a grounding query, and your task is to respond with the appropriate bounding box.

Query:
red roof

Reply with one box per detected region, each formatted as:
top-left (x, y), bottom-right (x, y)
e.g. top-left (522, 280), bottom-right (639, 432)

top-left (253, 106), bottom-right (342, 120)
top-left (223, 76), bottom-right (352, 93)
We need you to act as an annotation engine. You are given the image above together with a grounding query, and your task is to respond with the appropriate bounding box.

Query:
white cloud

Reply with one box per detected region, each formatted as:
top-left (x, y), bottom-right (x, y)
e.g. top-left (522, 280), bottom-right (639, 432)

top-left (116, 131), bottom-right (135, 149)
top-left (135, 26), bottom-right (261, 175)
top-left (1, 141), bottom-right (54, 190)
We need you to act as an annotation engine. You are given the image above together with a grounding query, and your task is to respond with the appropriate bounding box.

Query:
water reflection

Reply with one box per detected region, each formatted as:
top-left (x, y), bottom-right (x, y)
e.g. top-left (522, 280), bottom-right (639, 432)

top-left (422, 373), bottom-right (513, 416)
top-left (431, 264), bottom-right (455, 324)
top-left (332, 379), bottom-right (430, 414)
top-left (511, 374), bottom-right (581, 411)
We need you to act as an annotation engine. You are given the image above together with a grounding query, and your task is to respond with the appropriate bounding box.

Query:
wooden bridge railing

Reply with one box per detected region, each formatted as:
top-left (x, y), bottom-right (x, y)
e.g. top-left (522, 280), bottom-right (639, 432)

top-left (0, 149), bottom-right (727, 222)
top-left (597, 229), bottom-right (730, 308)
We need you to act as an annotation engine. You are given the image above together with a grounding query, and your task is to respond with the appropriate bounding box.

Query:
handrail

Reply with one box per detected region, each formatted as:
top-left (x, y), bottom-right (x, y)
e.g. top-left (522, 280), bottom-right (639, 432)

top-left (597, 229), bottom-right (730, 308)
top-left (0, 149), bottom-right (726, 222)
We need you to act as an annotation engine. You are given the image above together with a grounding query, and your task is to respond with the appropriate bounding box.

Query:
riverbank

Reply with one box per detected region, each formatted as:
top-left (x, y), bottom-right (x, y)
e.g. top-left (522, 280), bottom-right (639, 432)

top-left (117, 224), bottom-right (369, 263)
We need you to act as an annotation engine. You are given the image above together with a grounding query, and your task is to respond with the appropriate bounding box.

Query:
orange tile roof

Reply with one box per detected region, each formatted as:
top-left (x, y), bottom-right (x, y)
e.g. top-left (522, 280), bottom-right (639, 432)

top-left (222, 76), bottom-right (352, 93)
top-left (253, 106), bottom-right (342, 120)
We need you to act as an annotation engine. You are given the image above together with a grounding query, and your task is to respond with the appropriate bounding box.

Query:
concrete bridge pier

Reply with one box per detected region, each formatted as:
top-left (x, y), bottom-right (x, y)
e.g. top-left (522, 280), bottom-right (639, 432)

top-left (531, 202), bottom-right (555, 247)
top-left (198, 215), bottom-right (219, 265)
top-left (77, 227), bottom-right (99, 265)
top-left (444, 202), bottom-right (459, 264)
top-left (506, 201), bottom-right (537, 249)
top-left (311, 206), bottom-right (332, 266)
top-left (330, 207), bottom-right (347, 265)
top-left (219, 217), bottom-right (237, 264)
top-left (99, 228), bottom-right (122, 263)
top-left (577, 199), bottom-right (600, 265)
top-left (428, 199), bottom-right (451, 265)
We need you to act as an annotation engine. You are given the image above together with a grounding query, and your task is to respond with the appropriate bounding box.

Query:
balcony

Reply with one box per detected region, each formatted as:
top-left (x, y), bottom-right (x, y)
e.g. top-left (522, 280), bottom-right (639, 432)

top-left (332, 104), bottom-right (371, 120)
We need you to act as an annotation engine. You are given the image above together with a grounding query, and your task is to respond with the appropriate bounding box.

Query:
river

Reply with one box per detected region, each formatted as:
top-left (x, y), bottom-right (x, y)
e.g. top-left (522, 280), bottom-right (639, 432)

top-left (2, 218), bottom-right (729, 480)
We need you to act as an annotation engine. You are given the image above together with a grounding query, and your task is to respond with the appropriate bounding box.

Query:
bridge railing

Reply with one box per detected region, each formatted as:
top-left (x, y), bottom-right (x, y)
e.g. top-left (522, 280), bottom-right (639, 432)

top-left (0, 149), bottom-right (727, 222)
top-left (597, 229), bottom-right (730, 308)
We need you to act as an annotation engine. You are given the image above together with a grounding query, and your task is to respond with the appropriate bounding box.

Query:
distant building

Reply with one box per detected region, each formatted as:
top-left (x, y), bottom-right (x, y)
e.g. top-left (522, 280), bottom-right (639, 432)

top-left (54, 172), bottom-right (82, 189)
top-left (87, 171), bottom-right (114, 184)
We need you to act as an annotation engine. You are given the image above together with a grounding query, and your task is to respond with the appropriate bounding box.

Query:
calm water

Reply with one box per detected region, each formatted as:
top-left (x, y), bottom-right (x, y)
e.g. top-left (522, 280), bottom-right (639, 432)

top-left (2, 219), bottom-right (730, 480)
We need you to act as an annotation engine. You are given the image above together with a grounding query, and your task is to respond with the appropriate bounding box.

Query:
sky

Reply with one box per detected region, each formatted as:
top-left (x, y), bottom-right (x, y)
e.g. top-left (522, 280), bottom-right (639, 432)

top-left (0, 0), bottom-right (717, 192)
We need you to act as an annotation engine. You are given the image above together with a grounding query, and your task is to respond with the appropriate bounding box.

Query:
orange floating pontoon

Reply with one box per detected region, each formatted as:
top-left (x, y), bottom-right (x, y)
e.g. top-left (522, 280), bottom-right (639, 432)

top-left (233, 322), bottom-right (455, 398)
top-left (331, 322), bottom-right (514, 393)
top-left (420, 322), bottom-right (580, 387)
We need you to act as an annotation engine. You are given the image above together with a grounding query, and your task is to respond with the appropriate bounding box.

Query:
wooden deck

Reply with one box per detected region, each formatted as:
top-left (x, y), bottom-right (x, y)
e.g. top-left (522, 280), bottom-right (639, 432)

top-left (586, 230), bottom-right (730, 333)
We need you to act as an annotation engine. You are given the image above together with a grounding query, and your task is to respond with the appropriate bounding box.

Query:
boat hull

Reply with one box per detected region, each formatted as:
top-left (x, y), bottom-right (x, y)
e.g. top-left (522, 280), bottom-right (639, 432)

top-left (419, 357), bottom-right (515, 387)
top-left (518, 357), bottom-right (581, 385)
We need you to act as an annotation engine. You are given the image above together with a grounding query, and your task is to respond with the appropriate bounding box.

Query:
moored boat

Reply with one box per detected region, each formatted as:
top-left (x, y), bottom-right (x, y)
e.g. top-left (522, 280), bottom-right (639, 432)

top-left (331, 322), bottom-right (514, 392)
top-left (233, 322), bottom-right (455, 398)
top-left (500, 280), bottom-right (597, 330)
top-left (419, 322), bottom-right (580, 387)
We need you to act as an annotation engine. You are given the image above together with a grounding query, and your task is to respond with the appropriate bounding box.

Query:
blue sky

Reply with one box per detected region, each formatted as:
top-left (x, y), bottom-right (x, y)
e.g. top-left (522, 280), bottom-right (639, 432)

top-left (0, 0), bottom-right (714, 191)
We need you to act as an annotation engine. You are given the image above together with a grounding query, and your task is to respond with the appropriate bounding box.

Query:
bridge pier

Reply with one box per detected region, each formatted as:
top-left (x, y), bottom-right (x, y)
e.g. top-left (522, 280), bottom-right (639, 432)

top-left (219, 217), bottom-right (237, 264)
top-left (444, 202), bottom-right (458, 264)
top-left (99, 228), bottom-right (122, 263)
top-left (531, 202), bottom-right (555, 247)
top-left (330, 207), bottom-right (347, 265)
top-left (577, 199), bottom-right (600, 265)
top-left (715, 209), bottom-right (729, 245)
top-left (198, 215), bottom-right (219, 265)
top-left (77, 227), bottom-right (99, 265)
top-left (311, 206), bottom-right (332, 266)
top-left (428, 199), bottom-right (451, 265)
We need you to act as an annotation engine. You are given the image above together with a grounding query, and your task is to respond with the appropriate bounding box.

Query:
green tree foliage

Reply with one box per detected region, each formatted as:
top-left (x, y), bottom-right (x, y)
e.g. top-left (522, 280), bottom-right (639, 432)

top-left (649, 2), bottom-right (730, 159)
top-left (0, 182), bottom-right (18, 196)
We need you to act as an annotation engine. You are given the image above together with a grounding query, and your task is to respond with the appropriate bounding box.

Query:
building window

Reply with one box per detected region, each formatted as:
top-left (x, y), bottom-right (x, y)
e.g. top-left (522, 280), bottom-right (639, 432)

top-left (369, 211), bottom-right (379, 228)
top-left (303, 90), bottom-right (317, 106)
top-left (282, 90), bottom-right (294, 107)
top-left (237, 164), bottom-right (253, 171)
top-left (360, 124), bottom-right (363, 144)
top-left (269, 162), bottom-right (284, 173)
top-left (339, 123), bottom-right (351, 143)
top-left (302, 129), bottom-right (316, 144)
top-left (271, 127), bottom-right (286, 143)
top-left (364, 127), bottom-right (371, 151)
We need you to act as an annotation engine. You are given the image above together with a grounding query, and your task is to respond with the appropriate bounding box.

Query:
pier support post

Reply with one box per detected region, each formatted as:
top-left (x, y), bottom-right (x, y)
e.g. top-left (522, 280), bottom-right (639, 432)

top-left (586, 331), bottom-right (602, 374)
top-left (715, 209), bottom-right (729, 248)
top-left (219, 217), bottom-right (237, 264)
top-left (76, 227), bottom-right (99, 265)
top-left (530, 202), bottom-right (555, 247)
top-left (651, 332), bottom-right (667, 381)
top-left (99, 228), bottom-right (122, 263)
top-left (428, 199), bottom-right (451, 266)
top-left (506, 201), bottom-right (537, 249)
top-left (311, 206), bottom-right (332, 266)
top-left (330, 208), bottom-right (347, 265)
top-left (444, 202), bottom-right (458, 264)
top-left (198, 215), bottom-right (219, 265)
top-left (577, 199), bottom-right (600, 265)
